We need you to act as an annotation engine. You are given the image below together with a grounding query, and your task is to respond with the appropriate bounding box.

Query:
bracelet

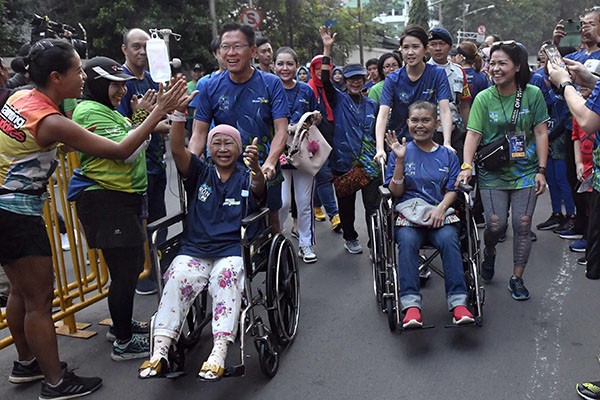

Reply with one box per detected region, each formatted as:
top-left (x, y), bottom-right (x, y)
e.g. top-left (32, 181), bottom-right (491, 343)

top-left (460, 162), bottom-right (473, 170)
top-left (557, 80), bottom-right (573, 97)
top-left (173, 110), bottom-right (187, 118)
top-left (536, 166), bottom-right (547, 175)
top-left (391, 176), bottom-right (404, 185)
top-left (322, 56), bottom-right (331, 65)
top-left (132, 108), bottom-right (150, 127)
top-left (169, 113), bottom-right (187, 123)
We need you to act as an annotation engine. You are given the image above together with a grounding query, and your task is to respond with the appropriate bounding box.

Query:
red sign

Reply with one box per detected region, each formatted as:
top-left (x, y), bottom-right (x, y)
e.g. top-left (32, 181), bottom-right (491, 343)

top-left (241, 8), bottom-right (262, 29)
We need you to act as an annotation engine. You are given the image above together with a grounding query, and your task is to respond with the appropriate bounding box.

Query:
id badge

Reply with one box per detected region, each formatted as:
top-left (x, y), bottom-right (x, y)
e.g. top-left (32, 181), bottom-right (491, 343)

top-left (508, 132), bottom-right (526, 160)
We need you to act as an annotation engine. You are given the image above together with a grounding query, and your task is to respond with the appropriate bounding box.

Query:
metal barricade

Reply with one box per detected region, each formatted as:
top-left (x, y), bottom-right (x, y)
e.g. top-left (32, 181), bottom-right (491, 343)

top-left (0, 151), bottom-right (152, 349)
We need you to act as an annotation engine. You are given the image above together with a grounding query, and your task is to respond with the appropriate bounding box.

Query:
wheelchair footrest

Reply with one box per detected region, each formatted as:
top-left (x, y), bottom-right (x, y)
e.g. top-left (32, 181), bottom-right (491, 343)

top-left (399, 324), bottom-right (435, 332)
top-left (443, 322), bottom-right (479, 329)
top-left (223, 364), bottom-right (245, 378)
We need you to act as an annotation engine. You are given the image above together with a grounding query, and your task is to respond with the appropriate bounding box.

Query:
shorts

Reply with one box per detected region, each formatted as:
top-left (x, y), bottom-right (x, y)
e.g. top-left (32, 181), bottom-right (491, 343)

top-left (0, 208), bottom-right (52, 265)
top-left (76, 189), bottom-right (146, 249)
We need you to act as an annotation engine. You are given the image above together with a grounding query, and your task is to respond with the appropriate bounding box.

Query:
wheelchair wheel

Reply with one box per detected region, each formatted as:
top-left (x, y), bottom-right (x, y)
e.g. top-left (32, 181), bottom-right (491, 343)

top-left (255, 333), bottom-right (280, 378)
top-left (369, 211), bottom-right (385, 304)
top-left (384, 297), bottom-right (397, 332)
top-left (266, 234), bottom-right (300, 346)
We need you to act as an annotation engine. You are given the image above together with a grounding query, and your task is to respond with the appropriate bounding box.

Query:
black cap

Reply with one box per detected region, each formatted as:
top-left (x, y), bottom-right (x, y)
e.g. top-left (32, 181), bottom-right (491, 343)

top-left (85, 57), bottom-right (135, 81)
top-left (428, 27), bottom-right (453, 46)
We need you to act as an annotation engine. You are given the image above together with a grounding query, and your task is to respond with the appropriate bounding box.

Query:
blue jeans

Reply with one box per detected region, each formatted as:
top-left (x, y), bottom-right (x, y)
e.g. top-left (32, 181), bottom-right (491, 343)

top-left (313, 159), bottom-right (338, 218)
top-left (395, 224), bottom-right (468, 311)
top-left (546, 158), bottom-right (575, 215)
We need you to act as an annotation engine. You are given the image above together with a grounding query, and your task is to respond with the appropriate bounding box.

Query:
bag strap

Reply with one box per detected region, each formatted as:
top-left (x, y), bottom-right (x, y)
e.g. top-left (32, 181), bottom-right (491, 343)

top-left (289, 112), bottom-right (314, 156)
top-left (509, 86), bottom-right (523, 133)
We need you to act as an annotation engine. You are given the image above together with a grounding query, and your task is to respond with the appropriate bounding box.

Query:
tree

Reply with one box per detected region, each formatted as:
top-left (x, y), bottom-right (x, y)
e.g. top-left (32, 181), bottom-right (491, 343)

top-left (407, 0), bottom-right (430, 31)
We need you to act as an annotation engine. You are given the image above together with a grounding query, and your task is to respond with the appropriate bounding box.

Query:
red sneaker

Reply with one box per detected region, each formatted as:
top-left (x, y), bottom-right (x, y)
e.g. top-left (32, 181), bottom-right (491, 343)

top-left (402, 307), bottom-right (423, 329)
top-left (452, 305), bottom-right (475, 325)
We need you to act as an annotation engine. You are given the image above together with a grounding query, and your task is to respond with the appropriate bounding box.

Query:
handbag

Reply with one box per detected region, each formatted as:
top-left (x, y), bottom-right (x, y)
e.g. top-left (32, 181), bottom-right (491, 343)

top-left (474, 87), bottom-right (523, 171)
top-left (331, 163), bottom-right (372, 199)
top-left (285, 112), bottom-right (332, 176)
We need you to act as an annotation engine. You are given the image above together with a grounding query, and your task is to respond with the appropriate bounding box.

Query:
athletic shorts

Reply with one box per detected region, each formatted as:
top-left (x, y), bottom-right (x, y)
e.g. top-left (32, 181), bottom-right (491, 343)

top-left (0, 208), bottom-right (52, 265)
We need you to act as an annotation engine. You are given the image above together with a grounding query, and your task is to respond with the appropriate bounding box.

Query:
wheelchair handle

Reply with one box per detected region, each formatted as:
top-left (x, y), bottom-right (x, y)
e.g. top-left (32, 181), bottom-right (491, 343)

top-left (457, 182), bottom-right (473, 193)
top-left (147, 212), bottom-right (186, 236)
top-left (241, 208), bottom-right (270, 228)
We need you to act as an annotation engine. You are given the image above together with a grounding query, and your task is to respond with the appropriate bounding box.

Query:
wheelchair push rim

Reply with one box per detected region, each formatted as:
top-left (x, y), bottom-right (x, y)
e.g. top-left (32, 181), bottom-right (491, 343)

top-left (266, 234), bottom-right (300, 346)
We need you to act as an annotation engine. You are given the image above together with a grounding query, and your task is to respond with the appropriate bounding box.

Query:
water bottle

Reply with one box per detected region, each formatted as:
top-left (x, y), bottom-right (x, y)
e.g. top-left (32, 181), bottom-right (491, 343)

top-left (146, 36), bottom-right (171, 83)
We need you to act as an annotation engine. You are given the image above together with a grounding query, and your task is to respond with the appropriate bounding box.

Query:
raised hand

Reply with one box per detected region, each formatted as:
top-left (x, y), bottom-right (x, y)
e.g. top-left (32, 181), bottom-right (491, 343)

top-left (319, 26), bottom-right (337, 48)
top-left (131, 88), bottom-right (157, 113)
top-left (385, 130), bottom-right (406, 160)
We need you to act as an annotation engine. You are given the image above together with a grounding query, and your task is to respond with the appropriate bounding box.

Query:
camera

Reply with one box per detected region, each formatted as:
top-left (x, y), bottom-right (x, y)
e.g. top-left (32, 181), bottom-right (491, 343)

top-left (30, 14), bottom-right (87, 58)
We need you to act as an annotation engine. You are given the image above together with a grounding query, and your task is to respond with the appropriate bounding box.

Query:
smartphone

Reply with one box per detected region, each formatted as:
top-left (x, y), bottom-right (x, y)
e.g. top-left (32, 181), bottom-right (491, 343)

top-left (542, 43), bottom-right (566, 68)
top-left (562, 18), bottom-right (581, 48)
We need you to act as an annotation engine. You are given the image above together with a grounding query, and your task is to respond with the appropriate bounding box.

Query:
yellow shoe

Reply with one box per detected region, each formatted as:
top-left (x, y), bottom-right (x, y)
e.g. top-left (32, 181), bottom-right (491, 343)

top-left (330, 214), bottom-right (342, 232)
top-left (314, 207), bottom-right (326, 221)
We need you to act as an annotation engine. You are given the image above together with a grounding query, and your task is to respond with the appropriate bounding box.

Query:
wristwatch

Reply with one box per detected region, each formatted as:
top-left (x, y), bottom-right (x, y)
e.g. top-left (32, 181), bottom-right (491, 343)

top-left (536, 166), bottom-right (547, 175)
top-left (460, 163), bottom-right (473, 171)
top-left (557, 80), bottom-right (574, 97)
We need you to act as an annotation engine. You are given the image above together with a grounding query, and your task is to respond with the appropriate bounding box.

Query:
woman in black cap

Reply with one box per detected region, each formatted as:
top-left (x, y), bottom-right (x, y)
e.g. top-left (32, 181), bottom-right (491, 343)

top-left (69, 56), bottom-right (194, 361)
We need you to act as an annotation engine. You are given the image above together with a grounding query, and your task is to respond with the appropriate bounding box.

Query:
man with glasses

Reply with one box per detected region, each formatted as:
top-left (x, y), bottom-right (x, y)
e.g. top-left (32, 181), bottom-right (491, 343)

top-left (553, 9), bottom-right (600, 63)
top-left (189, 22), bottom-right (288, 232)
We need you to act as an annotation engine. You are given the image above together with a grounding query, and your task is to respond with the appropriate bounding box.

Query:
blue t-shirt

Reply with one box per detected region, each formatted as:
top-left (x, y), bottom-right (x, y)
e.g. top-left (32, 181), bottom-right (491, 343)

top-left (189, 71), bottom-right (220, 109)
top-left (285, 81), bottom-right (318, 124)
top-left (463, 67), bottom-right (489, 105)
top-left (194, 69), bottom-right (289, 164)
top-left (385, 142), bottom-right (459, 205)
top-left (116, 67), bottom-right (165, 175)
top-left (584, 81), bottom-right (600, 192)
top-left (180, 155), bottom-right (260, 258)
top-left (565, 49), bottom-right (600, 63)
top-left (380, 64), bottom-right (452, 140)
top-left (529, 71), bottom-right (555, 107)
top-left (330, 88), bottom-right (379, 177)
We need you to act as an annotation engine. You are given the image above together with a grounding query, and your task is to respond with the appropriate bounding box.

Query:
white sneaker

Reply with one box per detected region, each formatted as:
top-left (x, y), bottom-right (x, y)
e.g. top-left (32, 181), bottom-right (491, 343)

top-left (298, 246), bottom-right (317, 263)
top-left (344, 240), bottom-right (363, 254)
top-left (60, 233), bottom-right (71, 251)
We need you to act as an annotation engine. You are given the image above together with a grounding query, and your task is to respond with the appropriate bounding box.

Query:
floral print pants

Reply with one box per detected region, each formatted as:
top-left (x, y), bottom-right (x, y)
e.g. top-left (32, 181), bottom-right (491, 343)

top-left (153, 255), bottom-right (245, 343)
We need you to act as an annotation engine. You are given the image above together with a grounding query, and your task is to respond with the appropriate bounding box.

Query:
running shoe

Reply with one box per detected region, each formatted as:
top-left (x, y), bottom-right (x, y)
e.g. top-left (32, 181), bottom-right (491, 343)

top-left (298, 246), bottom-right (317, 264)
top-left (39, 370), bottom-right (102, 400)
top-left (402, 307), bottom-right (423, 329)
top-left (344, 239), bottom-right (363, 254)
top-left (452, 306), bottom-right (475, 325)
top-left (576, 380), bottom-right (600, 399)
top-left (559, 229), bottom-right (584, 240)
top-left (554, 214), bottom-right (575, 233)
top-left (481, 248), bottom-right (496, 282)
top-left (111, 334), bottom-right (150, 361)
top-left (9, 359), bottom-right (67, 384)
top-left (106, 319), bottom-right (149, 342)
top-left (569, 239), bottom-right (587, 253)
top-left (536, 213), bottom-right (563, 231)
top-left (508, 275), bottom-right (530, 300)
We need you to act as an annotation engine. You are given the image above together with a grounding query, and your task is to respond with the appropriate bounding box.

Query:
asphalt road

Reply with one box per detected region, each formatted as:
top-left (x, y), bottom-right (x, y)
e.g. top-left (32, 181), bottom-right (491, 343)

top-left (0, 155), bottom-right (598, 400)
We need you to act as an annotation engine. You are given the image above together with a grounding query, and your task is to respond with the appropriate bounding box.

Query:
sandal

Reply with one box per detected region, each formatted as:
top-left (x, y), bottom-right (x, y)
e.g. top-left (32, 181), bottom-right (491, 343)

top-left (198, 361), bottom-right (225, 382)
top-left (138, 358), bottom-right (168, 379)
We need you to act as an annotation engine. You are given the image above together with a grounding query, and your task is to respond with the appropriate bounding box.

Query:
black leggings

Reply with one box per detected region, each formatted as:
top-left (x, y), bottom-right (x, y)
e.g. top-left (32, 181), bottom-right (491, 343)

top-left (102, 245), bottom-right (145, 341)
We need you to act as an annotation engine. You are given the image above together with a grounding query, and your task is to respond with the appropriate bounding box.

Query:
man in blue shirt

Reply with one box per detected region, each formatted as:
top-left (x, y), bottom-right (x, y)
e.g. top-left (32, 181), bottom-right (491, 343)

top-left (190, 22), bottom-right (289, 232)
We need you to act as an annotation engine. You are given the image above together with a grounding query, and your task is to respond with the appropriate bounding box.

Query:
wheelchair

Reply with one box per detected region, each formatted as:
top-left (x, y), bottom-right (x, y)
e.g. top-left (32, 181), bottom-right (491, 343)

top-left (145, 206), bottom-right (300, 379)
top-left (369, 177), bottom-right (484, 331)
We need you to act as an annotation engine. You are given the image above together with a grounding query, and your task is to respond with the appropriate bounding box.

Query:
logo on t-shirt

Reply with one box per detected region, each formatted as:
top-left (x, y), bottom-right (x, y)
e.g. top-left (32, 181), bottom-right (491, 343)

top-left (198, 183), bottom-right (212, 202)
top-left (0, 103), bottom-right (27, 142)
top-left (252, 97), bottom-right (270, 104)
top-left (218, 96), bottom-right (230, 111)
top-left (404, 162), bottom-right (416, 176)
top-left (223, 198), bottom-right (241, 206)
top-left (489, 111), bottom-right (499, 123)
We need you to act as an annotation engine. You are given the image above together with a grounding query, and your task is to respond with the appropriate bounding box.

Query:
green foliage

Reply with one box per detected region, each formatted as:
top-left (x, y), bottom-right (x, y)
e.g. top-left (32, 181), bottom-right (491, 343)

top-left (408, 0), bottom-right (430, 30)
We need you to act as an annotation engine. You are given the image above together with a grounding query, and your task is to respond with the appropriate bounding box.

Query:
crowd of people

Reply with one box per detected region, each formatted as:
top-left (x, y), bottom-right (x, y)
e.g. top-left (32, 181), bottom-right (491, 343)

top-left (2, 7), bottom-right (600, 399)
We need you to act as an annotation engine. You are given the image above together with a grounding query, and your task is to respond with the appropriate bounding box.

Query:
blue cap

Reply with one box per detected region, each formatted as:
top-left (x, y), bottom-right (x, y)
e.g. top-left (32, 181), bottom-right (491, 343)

top-left (342, 63), bottom-right (367, 79)
top-left (429, 27), bottom-right (453, 46)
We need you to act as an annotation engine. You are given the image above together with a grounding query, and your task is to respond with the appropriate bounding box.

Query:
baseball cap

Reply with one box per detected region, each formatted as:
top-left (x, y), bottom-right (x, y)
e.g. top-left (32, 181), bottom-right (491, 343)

top-left (342, 63), bottom-right (368, 79)
top-left (585, 59), bottom-right (600, 76)
top-left (193, 63), bottom-right (203, 70)
top-left (449, 48), bottom-right (459, 56)
top-left (428, 27), bottom-right (453, 46)
top-left (85, 57), bottom-right (135, 81)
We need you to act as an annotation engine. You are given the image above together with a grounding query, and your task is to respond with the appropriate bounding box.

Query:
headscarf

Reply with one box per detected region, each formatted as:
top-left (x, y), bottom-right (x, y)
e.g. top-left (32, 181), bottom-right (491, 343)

top-left (208, 124), bottom-right (242, 153)
top-left (296, 66), bottom-right (311, 82)
top-left (82, 56), bottom-right (134, 109)
top-left (308, 55), bottom-right (334, 122)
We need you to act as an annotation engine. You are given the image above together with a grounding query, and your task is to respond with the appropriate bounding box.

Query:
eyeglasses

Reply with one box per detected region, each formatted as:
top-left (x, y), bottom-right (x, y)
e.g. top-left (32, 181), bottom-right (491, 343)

top-left (219, 43), bottom-right (250, 52)
top-left (383, 63), bottom-right (399, 70)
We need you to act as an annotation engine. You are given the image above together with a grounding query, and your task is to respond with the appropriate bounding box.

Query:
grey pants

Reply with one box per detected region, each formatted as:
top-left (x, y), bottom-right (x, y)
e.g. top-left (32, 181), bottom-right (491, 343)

top-left (480, 187), bottom-right (538, 268)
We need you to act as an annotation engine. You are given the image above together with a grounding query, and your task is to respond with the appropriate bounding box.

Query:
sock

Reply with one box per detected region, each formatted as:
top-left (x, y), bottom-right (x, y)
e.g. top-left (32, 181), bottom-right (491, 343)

top-left (199, 338), bottom-right (229, 379)
top-left (47, 377), bottom-right (64, 388)
top-left (18, 358), bottom-right (35, 366)
top-left (150, 335), bottom-right (171, 363)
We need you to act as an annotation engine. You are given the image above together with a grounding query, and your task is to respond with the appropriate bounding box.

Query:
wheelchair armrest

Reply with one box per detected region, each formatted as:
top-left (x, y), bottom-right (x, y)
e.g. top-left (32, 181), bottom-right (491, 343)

top-left (379, 186), bottom-right (392, 200)
top-left (241, 208), bottom-right (269, 228)
top-left (147, 212), bottom-right (186, 239)
top-left (457, 183), bottom-right (473, 193)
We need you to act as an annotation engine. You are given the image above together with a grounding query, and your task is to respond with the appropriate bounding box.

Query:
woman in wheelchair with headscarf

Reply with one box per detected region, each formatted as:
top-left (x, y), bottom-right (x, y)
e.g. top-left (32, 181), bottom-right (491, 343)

top-left (385, 100), bottom-right (474, 329)
top-left (138, 123), bottom-right (265, 381)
